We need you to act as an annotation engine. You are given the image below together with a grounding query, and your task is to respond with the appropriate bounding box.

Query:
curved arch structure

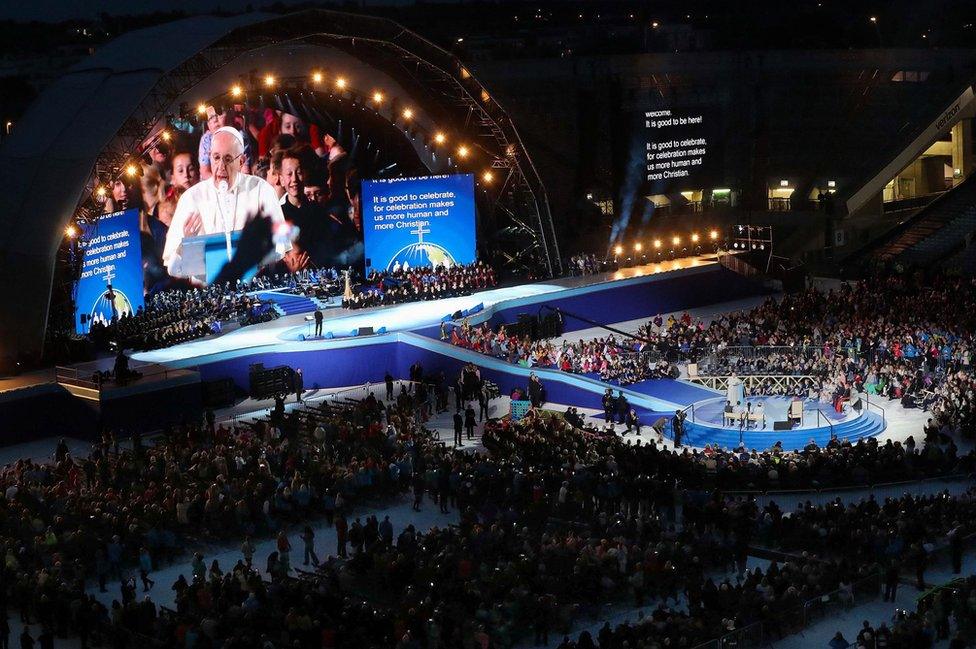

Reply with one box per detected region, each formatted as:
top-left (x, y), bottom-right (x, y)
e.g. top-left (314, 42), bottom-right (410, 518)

top-left (0, 10), bottom-right (559, 363)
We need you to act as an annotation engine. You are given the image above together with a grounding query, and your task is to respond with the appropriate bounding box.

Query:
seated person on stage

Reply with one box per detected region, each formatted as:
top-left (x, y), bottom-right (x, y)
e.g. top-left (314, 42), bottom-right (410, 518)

top-left (724, 400), bottom-right (734, 424)
top-left (732, 401), bottom-right (745, 424)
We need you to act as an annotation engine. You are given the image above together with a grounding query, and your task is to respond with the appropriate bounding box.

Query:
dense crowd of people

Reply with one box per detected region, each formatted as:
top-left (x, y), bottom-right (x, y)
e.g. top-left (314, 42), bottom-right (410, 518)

top-left (449, 323), bottom-right (679, 386)
top-left (448, 274), bottom-right (976, 439)
top-left (0, 359), bottom-right (973, 647)
top-left (343, 261), bottom-right (497, 309)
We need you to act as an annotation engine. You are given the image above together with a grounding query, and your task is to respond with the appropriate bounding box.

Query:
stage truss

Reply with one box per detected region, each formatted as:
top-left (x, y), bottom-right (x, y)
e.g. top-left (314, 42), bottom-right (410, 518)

top-left (70, 10), bottom-right (561, 277)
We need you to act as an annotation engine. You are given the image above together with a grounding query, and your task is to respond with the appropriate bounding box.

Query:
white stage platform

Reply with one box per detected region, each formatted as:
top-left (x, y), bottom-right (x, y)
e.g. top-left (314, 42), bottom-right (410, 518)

top-left (132, 255), bottom-right (720, 365)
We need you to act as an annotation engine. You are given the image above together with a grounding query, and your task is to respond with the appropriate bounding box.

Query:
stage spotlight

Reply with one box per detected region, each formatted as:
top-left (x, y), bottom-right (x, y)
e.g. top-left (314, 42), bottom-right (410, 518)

top-left (402, 108), bottom-right (414, 120)
top-left (336, 77), bottom-right (347, 89)
top-left (312, 72), bottom-right (323, 83)
top-left (653, 239), bottom-right (662, 249)
top-left (196, 103), bottom-right (207, 115)
top-left (264, 75), bottom-right (275, 88)
top-left (231, 85), bottom-right (243, 97)
top-left (64, 224), bottom-right (79, 239)
top-left (457, 145), bottom-right (469, 158)
top-left (160, 130), bottom-right (171, 142)
top-left (125, 163), bottom-right (139, 178)
top-left (434, 132), bottom-right (447, 145)
top-left (634, 242), bottom-right (643, 252)
top-left (710, 229), bottom-right (719, 240)
top-left (372, 91), bottom-right (384, 104)
top-left (614, 245), bottom-right (623, 256)
top-left (95, 186), bottom-right (107, 198)
top-left (482, 170), bottom-right (494, 183)
top-left (691, 233), bottom-right (699, 243)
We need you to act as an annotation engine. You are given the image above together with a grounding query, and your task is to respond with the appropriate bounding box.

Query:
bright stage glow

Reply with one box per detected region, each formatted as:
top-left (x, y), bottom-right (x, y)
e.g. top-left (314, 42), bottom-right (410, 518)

top-left (336, 77), bottom-right (347, 89)
top-left (231, 85), bottom-right (242, 97)
top-left (482, 170), bottom-right (494, 183)
top-left (95, 186), bottom-right (107, 198)
top-left (634, 242), bottom-right (642, 252)
top-left (263, 75), bottom-right (275, 87)
top-left (614, 245), bottom-right (623, 256)
top-left (64, 225), bottom-right (78, 239)
top-left (672, 236), bottom-right (680, 246)
top-left (196, 103), bottom-right (206, 114)
top-left (372, 91), bottom-right (384, 104)
top-left (434, 132), bottom-right (447, 145)
top-left (312, 72), bottom-right (323, 83)
top-left (691, 233), bottom-right (699, 243)
top-left (710, 230), bottom-right (719, 240)
top-left (653, 239), bottom-right (662, 249)
top-left (125, 164), bottom-right (138, 177)
top-left (457, 145), bottom-right (469, 158)
top-left (161, 130), bottom-right (171, 141)
top-left (402, 108), bottom-right (413, 120)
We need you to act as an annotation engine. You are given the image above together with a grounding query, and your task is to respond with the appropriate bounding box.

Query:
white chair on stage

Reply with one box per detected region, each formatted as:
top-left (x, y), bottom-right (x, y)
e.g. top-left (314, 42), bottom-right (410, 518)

top-left (788, 399), bottom-right (803, 426)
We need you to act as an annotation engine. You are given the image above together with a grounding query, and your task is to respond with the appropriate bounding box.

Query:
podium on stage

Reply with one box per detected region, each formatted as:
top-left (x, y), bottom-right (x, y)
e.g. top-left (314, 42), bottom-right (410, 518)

top-left (181, 231), bottom-right (258, 284)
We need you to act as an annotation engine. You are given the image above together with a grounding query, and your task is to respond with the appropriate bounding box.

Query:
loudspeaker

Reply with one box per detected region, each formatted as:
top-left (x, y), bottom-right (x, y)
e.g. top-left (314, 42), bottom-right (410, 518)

top-left (201, 377), bottom-right (236, 408)
top-left (357, 326), bottom-right (375, 336)
top-left (773, 420), bottom-right (792, 431)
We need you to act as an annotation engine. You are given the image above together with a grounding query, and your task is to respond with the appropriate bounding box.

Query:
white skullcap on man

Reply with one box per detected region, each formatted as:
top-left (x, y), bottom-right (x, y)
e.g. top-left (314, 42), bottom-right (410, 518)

top-left (213, 125), bottom-right (245, 151)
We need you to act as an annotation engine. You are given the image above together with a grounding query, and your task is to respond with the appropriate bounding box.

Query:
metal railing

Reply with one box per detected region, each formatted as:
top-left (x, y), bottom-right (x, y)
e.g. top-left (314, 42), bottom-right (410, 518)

top-left (815, 408), bottom-right (837, 439)
top-left (55, 361), bottom-right (188, 390)
top-left (864, 392), bottom-right (886, 425)
top-left (688, 374), bottom-right (819, 395)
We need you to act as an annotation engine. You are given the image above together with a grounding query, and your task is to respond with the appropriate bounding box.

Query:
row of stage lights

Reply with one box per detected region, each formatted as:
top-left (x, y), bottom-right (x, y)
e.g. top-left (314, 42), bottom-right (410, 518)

top-left (88, 70), bottom-right (499, 203)
top-left (612, 229), bottom-right (721, 258)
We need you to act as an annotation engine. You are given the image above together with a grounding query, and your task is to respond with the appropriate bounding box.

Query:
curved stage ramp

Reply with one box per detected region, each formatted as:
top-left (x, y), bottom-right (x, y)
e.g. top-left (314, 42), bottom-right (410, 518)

top-left (120, 259), bottom-right (887, 450)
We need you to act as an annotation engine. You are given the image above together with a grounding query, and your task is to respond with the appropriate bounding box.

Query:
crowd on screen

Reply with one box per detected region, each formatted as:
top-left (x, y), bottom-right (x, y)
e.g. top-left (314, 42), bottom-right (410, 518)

top-left (103, 105), bottom-right (364, 297)
top-left (342, 260), bottom-right (497, 309)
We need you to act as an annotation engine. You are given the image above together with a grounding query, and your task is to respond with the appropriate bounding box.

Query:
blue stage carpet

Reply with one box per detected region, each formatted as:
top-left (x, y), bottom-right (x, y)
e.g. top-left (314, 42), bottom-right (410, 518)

top-left (623, 378), bottom-right (720, 408)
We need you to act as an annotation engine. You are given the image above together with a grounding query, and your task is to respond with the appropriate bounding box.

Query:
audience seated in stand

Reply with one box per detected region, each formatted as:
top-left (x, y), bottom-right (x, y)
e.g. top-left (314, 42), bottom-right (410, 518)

top-left (87, 267), bottom-right (342, 350)
top-left (342, 260), bottom-right (496, 309)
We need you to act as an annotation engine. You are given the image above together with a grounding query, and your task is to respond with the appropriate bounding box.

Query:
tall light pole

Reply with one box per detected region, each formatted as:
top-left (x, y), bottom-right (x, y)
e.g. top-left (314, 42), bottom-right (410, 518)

top-left (870, 16), bottom-right (884, 47)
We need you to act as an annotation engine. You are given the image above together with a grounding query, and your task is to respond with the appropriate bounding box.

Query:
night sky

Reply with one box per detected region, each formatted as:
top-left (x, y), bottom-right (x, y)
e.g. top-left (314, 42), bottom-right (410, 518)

top-left (0, 0), bottom-right (435, 23)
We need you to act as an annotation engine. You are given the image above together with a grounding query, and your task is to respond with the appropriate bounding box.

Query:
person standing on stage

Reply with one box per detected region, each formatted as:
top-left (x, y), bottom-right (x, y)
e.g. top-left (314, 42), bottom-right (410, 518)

top-left (602, 388), bottom-right (614, 422)
top-left (453, 411), bottom-right (464, 447)
top-left (293, 368), bottom-right (304, 404)
top-left (478, 385), bottom-right (490, 421)
top-left (464, 404), bottom-right (477, 440)
top-left (672, 409), bottom-right (685, 447)
top-left (314, 307), bottom-right (323, 337)
top-left (615, 391), bottom-right (629, 425)
top-left (385, 371), bottom-right (395, 401)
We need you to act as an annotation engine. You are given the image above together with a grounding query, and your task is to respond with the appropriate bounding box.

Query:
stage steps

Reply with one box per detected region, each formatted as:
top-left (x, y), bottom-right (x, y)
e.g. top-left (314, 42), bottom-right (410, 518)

top-left (681, 410), bottom-right (885, 451)
top-left (254, 291), bottom-right (324, 317)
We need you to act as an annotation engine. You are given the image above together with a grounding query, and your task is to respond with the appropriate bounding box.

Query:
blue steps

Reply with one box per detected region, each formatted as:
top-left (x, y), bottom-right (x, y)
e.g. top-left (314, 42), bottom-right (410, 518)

top-left (681, 411), bottom-right (885, 451)
top-left (254, 291), bottom-right (322, 316)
